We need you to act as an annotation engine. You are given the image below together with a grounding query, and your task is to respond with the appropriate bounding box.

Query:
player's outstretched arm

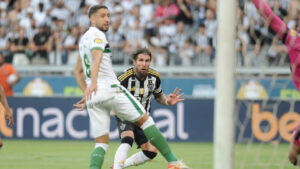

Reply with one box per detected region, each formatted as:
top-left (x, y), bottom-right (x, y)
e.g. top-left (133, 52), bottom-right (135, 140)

top-left (0, 86), bottom-right (13, 126)
top-left (252, 0), bottom-right (288, 40)
top-left (155, 88), bottom-right (184, 106)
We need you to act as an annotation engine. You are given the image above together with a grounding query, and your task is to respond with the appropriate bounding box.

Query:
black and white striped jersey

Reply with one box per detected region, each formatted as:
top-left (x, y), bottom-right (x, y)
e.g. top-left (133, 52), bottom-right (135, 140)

top-left (118, 67), bottom-right (162, 113)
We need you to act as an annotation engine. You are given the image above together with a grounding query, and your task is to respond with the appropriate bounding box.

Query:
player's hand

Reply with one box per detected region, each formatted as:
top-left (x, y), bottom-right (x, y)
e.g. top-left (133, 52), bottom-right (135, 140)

top-left (73, 98), bottom-right (86, 111)
top-left (167, 88), bottom-right (184, 106)
top-left (84, 83), bottom-right (97, 101)
top-left (5, 109), bottom-right (14, 126)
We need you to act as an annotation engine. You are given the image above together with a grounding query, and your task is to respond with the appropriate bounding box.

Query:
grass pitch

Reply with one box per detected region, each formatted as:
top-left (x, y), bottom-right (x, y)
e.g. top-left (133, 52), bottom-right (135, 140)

top-left (0, 139), bottom-right (297, 169)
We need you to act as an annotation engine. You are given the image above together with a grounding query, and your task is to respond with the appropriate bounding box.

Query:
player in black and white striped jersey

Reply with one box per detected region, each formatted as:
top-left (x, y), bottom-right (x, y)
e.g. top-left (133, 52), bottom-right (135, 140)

top-left (118, 67), bottom-right (162, 113)
top-left (112, 48), bottom-right (185, 169)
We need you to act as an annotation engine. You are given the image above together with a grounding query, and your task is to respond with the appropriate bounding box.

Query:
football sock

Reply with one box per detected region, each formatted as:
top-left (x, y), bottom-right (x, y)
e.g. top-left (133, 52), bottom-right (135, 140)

top-left (90, 147), bottom-right (106, 169)
top-left (142, 125), bottom-right (178, 162)
top-left (124, 150), bottom-right (157, 168)
top-left (113, 137), bottom-right (133, 169)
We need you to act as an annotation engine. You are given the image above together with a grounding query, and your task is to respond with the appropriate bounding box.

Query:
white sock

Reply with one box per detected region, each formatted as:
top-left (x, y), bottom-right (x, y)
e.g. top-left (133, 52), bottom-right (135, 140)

top-left (113, 143), bottom-right (131, 169)
top-left (95, 143), bottom-right (108, 152)
top-left (123, 151), bottom-right (151, 168)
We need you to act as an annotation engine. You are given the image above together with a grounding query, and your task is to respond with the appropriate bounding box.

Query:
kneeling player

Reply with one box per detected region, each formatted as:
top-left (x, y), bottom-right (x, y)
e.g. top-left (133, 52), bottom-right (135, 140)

top-left (112, 48), bottom-right (185, 169)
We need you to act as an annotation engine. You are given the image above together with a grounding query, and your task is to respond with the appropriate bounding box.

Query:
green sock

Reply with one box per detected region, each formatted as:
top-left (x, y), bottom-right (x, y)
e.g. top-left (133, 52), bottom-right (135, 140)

top-left (90, 147), bottom-right (106, 169)
top-left (143, 125), bottom-right (178, 162)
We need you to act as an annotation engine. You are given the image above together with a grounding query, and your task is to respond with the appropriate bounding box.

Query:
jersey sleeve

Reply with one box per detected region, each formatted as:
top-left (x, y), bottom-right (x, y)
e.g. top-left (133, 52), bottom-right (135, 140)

top-left (90, 31), bottom-right (107, 51)
top-left (154, 74), bottom-right (162, 95)
top-left (118, 69), bottom-right (133, 88)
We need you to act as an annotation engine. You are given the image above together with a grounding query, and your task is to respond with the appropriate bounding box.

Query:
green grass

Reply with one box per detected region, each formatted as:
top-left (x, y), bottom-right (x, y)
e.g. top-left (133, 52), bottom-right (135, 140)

top-left (0, 140), bottom-right (297, 169)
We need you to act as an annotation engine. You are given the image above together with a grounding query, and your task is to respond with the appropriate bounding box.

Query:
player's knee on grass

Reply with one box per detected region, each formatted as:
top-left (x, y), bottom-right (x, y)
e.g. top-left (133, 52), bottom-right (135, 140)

top-left (142, 150), bottom-right (157, 159)
top-left (121, 136), bottom-right (134, 147)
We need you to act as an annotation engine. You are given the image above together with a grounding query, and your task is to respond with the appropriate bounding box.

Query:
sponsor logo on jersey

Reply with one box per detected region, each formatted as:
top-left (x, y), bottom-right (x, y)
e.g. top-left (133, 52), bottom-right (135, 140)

top-left (290, 29), bottom-right (296, 37)
top-left (139, 88), bottom-right (145, 94)
top-left (94, 38), bottom-right (102, 44)
top-left (131, 86), bottom-right (135, 91)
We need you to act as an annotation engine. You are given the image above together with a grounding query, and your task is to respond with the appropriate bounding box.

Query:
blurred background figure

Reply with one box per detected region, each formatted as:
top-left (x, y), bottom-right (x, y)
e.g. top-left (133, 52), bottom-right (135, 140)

top-left (0, 52), bottom-right (21, 97)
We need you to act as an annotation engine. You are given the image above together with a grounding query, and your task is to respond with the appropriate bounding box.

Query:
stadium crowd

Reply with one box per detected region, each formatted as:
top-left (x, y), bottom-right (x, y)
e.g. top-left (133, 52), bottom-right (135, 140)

top-left (0, 0), bottom-right (296, 67)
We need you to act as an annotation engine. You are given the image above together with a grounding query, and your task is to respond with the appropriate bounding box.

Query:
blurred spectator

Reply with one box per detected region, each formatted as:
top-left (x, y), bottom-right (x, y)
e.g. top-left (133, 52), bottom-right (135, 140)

top-left (48, 0), bottom-right (71, 23)
top-left (0, 52), bottom-right (21, 97)
top-left (178, 38), bottom-right (194, 66)
top-left (0, 1), bottom-right (8, 26)
top-left (63, 26), bottom-right (80, 65)
top-left (204, 8), bottom-right (216, 62)
top-left (48, 30), bottom-right (63, 65)
top-left (31, 0), bottom-right (51, 11)
top-left (33, 2), bottom-right (48, 28)
top-left (194, 23), bottom-right (212, 66)
top-left (51, 18), bottom-right (68, 40)
top-left (237, 6), bottom-right (250, 66)
top-left (267, 37), bottom-right (288, 66)
top-left (121, 0), bottom-right (137, 13)
top-left (10, 28), bottom-right (30, 66)
top-left (169, 21), bottom-right (189, 65)
top-left (107, 20), bottom-right (127, 64)
top-left (159, 17), bottom-right (176, 47)
top-left (195, 0), bottom-right (207, 26)
top-left (150, 40), bottom-right (168, 66)
top-left (246, 41), bottom-right (267, 67)
top-left (30, 25), bottom-right (50, 65)
top-left (7, 0), bottom-right (22, 26)
top-left (155, 0), bottom-right (179, 24)
top-left (62, 0), bottom-right (82, 13)
top-left (124, 17), bottom-right (144, 64)
top-left (76, 5), bottom-right (89, 29)
top-left (19, 7), bottom-right (36, 39)
top-left (0, 26), bottom-right (11, 60)
top-left (176, 0), bottom-right (193, 27)
top-left (140, 0), bottom-right (155, 36)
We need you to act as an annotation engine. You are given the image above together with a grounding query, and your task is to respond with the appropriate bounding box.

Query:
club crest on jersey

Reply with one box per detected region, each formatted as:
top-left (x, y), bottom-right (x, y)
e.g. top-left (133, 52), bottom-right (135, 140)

top-left (147, 80), bottom-right (154, 91)
top-left (94, 38), bottom-right (102, 44)
top-left (120, 123), bottom-right (126, 130)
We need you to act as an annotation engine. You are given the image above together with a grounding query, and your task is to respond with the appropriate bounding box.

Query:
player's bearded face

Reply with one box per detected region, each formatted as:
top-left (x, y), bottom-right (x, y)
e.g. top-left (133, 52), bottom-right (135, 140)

top-left (95, 9), bottom-right (110, 32)
top-left (134, 54), bottom-right (151, 77)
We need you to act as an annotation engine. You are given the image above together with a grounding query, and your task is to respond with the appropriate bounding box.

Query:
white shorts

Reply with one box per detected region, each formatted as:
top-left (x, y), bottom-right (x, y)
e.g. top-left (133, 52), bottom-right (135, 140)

top-left (86, 84), bottom-right (146, 138)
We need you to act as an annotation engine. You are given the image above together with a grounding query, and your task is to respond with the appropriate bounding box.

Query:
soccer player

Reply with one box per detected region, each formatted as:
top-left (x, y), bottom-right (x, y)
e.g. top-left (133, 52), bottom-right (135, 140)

top-left (0, 85), bottom-right (14, 149)
top-left (73, 5), bottom-right (190, 169)
top-left (112, 48), bottom-right (184, 169)
top-left (251, 0), bottom-right (300, 166)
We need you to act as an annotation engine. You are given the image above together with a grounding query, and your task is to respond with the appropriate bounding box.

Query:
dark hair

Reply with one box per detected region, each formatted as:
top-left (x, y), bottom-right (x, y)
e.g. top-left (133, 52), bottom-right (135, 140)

top-left (132, 48), bottom-right (152, 60)
top-left (88, 5), bottom-right (108, 18)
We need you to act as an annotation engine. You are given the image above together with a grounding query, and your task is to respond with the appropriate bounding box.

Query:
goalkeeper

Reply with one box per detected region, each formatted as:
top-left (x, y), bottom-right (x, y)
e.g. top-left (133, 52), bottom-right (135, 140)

top-left (251, 0), bottom-right (300, 90)
top-left (251, 0), bottom-right (300, 165)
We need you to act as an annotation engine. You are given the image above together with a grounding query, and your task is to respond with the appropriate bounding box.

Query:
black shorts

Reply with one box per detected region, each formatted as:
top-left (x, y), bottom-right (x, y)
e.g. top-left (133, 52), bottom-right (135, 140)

top-left (115, 116), bottom-right (148, 147)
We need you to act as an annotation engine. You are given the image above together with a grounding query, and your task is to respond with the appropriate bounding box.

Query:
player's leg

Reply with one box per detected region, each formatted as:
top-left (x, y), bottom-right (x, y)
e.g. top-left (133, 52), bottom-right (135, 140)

top-left (113, 85), bottom-right (190, 168)
top-left (90, 135), bottom-right (109, 169)
top-left (123, 126), bottom-right (157, 168)
top-left (113, 118), bottom-right (135, 169)
top-left (87, 97), bottom-right (111, 169)
top-left (289, 121), bottom-right (300, 165)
